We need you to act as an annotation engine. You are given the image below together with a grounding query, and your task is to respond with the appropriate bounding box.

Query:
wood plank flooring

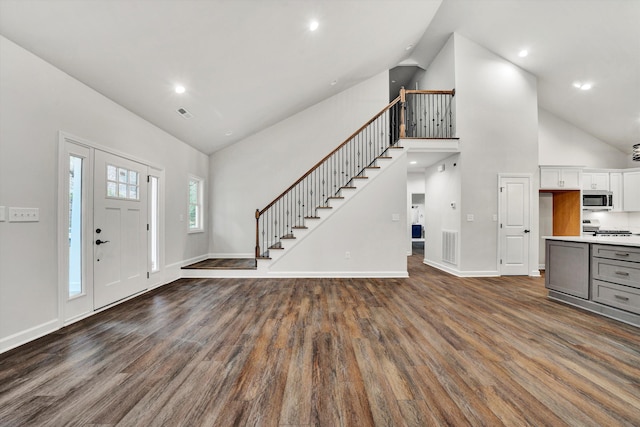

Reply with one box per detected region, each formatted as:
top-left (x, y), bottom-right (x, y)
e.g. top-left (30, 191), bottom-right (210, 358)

top-left (182, 258), bottom-right (257, 270)
top-left (1, 254), bottom-right (640, 426)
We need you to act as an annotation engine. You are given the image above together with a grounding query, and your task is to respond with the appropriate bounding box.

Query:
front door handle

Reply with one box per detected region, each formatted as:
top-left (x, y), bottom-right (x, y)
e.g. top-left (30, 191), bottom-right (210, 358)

top-left (95, 239), bottom-right (110, 245)
top-left (524, 229), bottom-right (530, 233)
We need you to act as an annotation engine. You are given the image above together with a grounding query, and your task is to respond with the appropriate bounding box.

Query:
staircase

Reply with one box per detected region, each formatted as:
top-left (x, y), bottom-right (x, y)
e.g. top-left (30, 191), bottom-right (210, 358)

top-left (255, 88), bottom-right (455, 262)
top-left (182, 88), bottom-right (455, 278)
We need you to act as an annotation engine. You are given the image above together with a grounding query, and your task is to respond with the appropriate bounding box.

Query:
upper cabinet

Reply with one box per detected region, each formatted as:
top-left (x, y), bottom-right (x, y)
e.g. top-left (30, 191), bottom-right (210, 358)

top-left (582, 172), bottom-right (609, 191)
top-left (540, 167), bottom-right (582, 190)
top-left (623, 171), bottom-right (640, 212)
top-left (610, 172), bottom-right (624, 212)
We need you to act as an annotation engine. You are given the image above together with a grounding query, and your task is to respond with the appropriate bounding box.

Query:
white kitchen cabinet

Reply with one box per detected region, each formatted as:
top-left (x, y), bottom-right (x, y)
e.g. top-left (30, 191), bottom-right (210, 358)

top-left (582, 172), bottom-right (609, 191)
top-left (623, 171), bottom-right (640, 211)
top-left (610, 172), bottom-right (623, 212)
top-left (540, 167), bottom-right (582, 189)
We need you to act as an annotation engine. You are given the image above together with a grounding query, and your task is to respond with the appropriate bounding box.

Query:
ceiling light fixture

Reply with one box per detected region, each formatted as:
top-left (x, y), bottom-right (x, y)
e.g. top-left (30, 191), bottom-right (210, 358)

top-left (330, 80), bottom-right (337, 86)
top-left (309, 20), bottom-right (319, 31)
top-left (633, 143), bottom-right (640, 162)
top-left (175, 85), bottom-right (186, 94)
top-left (410, 161), bottom-right (417, 164)
top-left (518, 49), bottom-right (528, 57)
top-left (405, 44), bottom-right (414, 51)
top-left (573, 81), bottom-right (592, 90)
top-left (225, 130), bottom-right (233, 136)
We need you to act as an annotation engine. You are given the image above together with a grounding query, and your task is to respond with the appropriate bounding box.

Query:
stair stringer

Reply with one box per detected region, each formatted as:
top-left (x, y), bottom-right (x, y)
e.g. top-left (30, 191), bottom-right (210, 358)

top-left (261, 148), bottom-right (408, 277)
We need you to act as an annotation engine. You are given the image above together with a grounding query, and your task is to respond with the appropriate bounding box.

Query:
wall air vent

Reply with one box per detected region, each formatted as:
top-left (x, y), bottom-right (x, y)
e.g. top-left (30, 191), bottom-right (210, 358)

top-left (176, 107), bottom-right (193, 119)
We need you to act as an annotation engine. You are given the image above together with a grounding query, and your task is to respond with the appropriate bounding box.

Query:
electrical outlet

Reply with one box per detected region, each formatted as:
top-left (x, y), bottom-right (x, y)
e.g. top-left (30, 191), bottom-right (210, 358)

top-left (9, 207), bottom-right (39, 222)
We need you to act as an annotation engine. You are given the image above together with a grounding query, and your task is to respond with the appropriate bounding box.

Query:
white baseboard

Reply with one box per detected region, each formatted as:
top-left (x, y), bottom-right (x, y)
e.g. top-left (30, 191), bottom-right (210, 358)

top-left (181, 269), bottom-right (409, 279)
top-left (208, 252), bottom-right (254, 259)
top-left (0, 319), bottom-right (58, 355)
top-left (422, 259), bottom-right (499, 277)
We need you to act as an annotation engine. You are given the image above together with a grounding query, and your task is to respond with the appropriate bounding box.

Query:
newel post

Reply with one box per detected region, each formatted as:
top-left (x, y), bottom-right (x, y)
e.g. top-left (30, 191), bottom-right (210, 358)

top-left (399, 86), bottom-right (406, 138)
top-left (255, 209), bottom-right (260, 258)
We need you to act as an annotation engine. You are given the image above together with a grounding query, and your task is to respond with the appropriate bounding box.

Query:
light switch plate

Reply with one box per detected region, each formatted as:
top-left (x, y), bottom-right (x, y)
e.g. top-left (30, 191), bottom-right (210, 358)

top-left (0, 206), bottom-right (5, 222)
top-left (391, 213), bottom-right (400, 222)
top-left (9, 207), bottom-right (39, 222)
top-left (466, 214), bottom-right (474, 222)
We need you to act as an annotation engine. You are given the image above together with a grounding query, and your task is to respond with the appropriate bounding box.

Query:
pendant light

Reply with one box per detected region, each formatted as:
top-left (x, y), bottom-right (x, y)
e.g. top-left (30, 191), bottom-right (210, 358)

top-left (634, 143), bottom-right (640, 162)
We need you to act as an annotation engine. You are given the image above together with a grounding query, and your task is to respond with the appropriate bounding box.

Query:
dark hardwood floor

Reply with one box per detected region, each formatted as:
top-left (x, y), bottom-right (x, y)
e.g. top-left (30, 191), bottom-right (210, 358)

top-left (1, 254), bottom-right (639, 426)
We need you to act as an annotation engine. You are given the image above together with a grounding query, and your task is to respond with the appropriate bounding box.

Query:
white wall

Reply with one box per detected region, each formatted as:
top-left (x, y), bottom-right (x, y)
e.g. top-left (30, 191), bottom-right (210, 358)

top-left (0, 36), bottom-right (209, 352)
top-left (539, 108), bottom-right (629, 168)
top-left (455, 34), bottom-right (540, 275)
top-left (209, 71), bottom-right (390, 256)
top-left (268, 153), bottom-right (408, 276)
top-left (415, 33), bottom-right (540, 275)
top-left (423, 154), bottom-right (461, 267)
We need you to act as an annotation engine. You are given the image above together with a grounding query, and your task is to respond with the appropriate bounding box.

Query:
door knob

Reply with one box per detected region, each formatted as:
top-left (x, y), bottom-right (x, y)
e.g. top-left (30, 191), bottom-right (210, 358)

top-left (95, 239), bottom-right (110, 245)
top-left (523, 229), bottom-right (530, 233)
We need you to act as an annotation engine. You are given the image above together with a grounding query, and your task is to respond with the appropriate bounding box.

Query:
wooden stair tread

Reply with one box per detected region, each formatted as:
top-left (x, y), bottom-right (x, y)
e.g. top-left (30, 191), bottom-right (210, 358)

top-left (389, 146), bottom-right (405, 149)
top-left (304, 216), bottom-right (320, 219)
top-left (352, 176), bottom-right (368, 179)
top-left (328, 196), bottom-right (344, 200)
top-left (377, 156), bottom-right (392, 159)
top-left (316, 206), bottom-right (332, 209)
top-left (291, 226), bottom-right (308, 229)
top-left (341, 186), bottom-right (356, 190)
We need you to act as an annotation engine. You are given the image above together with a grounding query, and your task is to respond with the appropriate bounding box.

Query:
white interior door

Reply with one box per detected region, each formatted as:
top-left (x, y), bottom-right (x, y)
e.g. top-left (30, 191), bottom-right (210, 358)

top-left (94, 150), bottom-right (148, 309)
top-left (499, 175), bottom-right (531, 275)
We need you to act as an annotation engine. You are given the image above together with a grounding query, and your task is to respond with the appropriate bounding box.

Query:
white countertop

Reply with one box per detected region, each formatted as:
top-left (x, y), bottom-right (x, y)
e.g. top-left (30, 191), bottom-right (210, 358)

top-left (544, 235), bottom-right (640, 247)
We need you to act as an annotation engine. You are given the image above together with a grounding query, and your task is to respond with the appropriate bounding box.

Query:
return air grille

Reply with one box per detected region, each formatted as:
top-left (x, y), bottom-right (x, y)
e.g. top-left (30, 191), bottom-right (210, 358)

top-left (442, 230), bottom-right (458, 265)
top-left (177, 107), bottom-right (193, 119)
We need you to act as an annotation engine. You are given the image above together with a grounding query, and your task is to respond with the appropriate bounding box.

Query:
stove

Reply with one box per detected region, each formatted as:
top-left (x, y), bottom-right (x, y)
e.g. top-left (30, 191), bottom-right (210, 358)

top-left (593, 230), bottom-right (633, 237)
top-left (583, 219), bottom-right (633, 236)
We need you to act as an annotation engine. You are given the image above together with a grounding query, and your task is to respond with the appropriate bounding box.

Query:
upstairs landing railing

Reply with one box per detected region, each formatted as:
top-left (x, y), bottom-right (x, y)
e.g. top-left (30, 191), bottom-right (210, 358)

top-left (255, 88), bottom-right (455, 258)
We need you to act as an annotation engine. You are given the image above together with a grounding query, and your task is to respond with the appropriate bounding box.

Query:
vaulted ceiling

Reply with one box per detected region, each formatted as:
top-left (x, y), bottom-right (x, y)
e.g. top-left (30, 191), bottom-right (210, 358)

top-left (1, 0), bottom-right (638, 155)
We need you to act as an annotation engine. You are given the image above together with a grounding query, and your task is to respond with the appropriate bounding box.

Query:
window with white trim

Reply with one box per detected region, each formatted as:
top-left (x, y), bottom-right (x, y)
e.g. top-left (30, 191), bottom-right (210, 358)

top-left (188, 176), bottom-right (204, 232)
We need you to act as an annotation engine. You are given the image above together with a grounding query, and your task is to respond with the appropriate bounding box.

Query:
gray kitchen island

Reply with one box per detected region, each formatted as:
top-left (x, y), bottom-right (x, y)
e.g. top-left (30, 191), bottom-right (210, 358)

top-left (545, 236), bottom-right (640, 327)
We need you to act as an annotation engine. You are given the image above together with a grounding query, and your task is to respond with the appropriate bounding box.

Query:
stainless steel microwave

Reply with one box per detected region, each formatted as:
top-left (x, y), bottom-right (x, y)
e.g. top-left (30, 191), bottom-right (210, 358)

top-left (582, 190), bottom-right (613, 210)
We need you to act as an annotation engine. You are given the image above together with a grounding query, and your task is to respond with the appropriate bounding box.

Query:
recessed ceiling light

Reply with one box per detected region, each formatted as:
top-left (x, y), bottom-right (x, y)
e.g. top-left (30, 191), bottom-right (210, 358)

top-left (405, 44), bottom-right (414, 51)
top-left (225, 130), bottom-right (233, 136)
top-left (330, 80), bottom-right (337, 86)
top-left (410, 161), bottom-right (417, 164)
top-left (175, 85), bottom-right (186, 94)
top-left (518, 49), bottom-right (528, 58)
top-left (309, 20), bottom-right (319, 31)
top-left (573, 81), bottom-right (592, 90)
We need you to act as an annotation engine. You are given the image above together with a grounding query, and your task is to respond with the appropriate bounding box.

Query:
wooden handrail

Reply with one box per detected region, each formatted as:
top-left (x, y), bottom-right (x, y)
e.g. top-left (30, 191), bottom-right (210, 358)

top-left (258, 96), bottom-right (402, 216)
top-left (405, 89), bottom-right (455, 96)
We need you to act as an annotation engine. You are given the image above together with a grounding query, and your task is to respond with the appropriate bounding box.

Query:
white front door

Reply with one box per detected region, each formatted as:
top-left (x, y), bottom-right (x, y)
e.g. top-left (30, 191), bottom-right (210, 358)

top-left (94, 150), bottom-right (148, 309)
top-left (499, 175), bottom-right (531, 275)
